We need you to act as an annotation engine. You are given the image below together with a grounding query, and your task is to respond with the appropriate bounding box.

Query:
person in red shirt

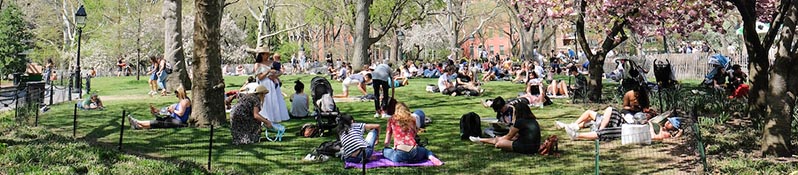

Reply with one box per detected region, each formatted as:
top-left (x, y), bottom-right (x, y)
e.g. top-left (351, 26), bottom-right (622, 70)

top-left (383, 102), bottom-right (443, 165)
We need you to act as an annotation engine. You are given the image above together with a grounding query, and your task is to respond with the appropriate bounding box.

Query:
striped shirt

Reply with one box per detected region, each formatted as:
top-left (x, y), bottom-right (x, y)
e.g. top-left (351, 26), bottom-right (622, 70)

top-left (341, 123), bottom-right (367, 158)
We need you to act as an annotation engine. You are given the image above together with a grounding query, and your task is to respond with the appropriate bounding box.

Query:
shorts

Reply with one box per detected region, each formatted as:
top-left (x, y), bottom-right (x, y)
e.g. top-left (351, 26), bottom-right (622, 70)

top-left (592, 109), bottom-right (623, 132)
top-left (342, 77), bottom-right (361, 92)
top-left (512, 142), bottom-right (539, 154)
top-left (150, 73), bottom-right (157, 80)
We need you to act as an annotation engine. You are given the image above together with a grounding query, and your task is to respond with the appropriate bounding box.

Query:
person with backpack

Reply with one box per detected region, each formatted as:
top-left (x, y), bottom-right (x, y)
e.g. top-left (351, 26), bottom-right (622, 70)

top-left (382, 102), bottom-right (443, 165)
top-left (469, 101), bottom-right (541, 155)
top-left (156, 55), bottom-right (169, 96)
top-left (337, 115), bottom-right (381, 163)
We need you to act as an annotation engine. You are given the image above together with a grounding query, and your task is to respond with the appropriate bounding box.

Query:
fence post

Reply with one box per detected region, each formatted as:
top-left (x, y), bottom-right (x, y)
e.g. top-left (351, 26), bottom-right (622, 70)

top-left (118, 110), bottom-right (125, 151)
top-left (694, 122), bottom-right (709, 172)
top-left (73, 103), bottom-right (77, 139)
top-left (68, 76), bottom-right (72, 101)
top-left (85, 76), bottom-right (90, 93)
top-left (208, 124), bottom-right (213, 172)
top-left (594, 139), bottom-right (600, 175)
top-left (14, 87), bottom-right (19, 122)
top-left (49, 84), bottom-right (53, 105)
top-left (34, 103), bottom-right (39, 127)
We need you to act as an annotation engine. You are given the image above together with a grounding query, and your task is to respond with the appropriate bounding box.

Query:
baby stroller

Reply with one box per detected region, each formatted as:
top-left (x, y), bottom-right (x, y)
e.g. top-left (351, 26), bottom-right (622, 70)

top-left (615, 58), bottom-right (650, 95)
top-left (310, 76), bottom-right (340, 136)
top-left (654, 59), bottom-right (678, 90)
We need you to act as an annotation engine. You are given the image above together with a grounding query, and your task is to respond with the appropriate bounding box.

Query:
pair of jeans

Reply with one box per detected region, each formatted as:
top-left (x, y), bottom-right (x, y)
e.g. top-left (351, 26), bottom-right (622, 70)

top-left (157, 72), bottom-right (168, 90)
top-left (372, 79), bottom-right (390, 113)
top-left (383, 146), bottom-right (433, 163)
top-left (344, 129), bottom-right (379, 163)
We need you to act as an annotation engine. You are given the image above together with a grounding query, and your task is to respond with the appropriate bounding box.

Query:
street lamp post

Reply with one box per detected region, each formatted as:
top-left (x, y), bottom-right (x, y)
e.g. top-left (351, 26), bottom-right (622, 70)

top-left (74, 5), bottom-right (86, 97)
top-left (397, 30), bottom-right (405, 62)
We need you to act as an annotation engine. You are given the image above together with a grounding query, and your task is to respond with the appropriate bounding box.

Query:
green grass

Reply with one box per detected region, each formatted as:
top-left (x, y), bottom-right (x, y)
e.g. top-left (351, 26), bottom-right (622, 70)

top-left (2, 75), bottom-right (794, 174)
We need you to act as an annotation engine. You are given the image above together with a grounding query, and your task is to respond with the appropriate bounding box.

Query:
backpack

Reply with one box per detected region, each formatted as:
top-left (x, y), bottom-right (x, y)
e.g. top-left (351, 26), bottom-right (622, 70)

top-left (318, 94), bottom-right (335, 112)
top-left (538, 135), bottom-right (560, 156)
top-left (297, 123), bottom-right (320, 138)
top-left (459, 112), bottom-right (482, 140)
top-left (164, 60), bottom-right (174, 74)
top-left (315, 140), bottom-right (342, 157)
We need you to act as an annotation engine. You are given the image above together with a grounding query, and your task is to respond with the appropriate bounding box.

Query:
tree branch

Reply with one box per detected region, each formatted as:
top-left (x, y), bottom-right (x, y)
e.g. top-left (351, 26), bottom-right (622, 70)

top-left (456, 3), bottom-right (500, 46)
top-left (224, 0), bottom-right (240, 8)
top-left (763, 0), bottom-right (792, 49)
top-left (260, 23), bottom-right (308, 39)
top-left (245, 0), bottom-right (263, 21)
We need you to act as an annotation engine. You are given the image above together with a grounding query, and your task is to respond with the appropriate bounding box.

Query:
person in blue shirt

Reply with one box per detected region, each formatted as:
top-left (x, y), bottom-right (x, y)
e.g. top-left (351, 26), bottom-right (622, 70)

top-left (129, 86), bottom-right (192, 129)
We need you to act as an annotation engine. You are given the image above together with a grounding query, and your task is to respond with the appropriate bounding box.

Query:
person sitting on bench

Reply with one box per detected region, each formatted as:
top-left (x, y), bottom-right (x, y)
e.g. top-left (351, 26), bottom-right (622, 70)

top-left (128, 86), bottom-right (192, 129)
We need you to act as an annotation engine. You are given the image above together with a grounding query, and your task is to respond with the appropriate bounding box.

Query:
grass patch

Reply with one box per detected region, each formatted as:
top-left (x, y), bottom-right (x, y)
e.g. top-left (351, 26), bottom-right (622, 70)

top-left (6, 75), bottom-right (791, 174)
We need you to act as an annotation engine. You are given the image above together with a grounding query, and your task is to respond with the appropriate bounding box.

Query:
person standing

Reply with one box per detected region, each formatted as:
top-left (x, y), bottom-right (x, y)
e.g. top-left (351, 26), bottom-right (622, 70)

top-left (372, 63), bottom-right (394, 118)
top-left (253, 48), bottom-right (290, 123)
top-left (157, 56), bottom-right (168, 96)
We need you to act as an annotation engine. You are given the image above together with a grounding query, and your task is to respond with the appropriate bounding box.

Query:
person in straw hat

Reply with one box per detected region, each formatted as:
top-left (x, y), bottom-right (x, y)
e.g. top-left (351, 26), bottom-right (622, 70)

top-left (128, 86), bottom-right (192, 129)
top-left (251, 47), bottom-right (291, 123)
top-left (230, 82), bottom-right (274, 144)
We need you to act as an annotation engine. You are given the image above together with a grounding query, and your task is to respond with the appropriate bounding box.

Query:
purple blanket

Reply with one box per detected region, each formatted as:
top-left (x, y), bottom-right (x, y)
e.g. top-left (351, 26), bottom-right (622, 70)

top-left (343, 152), bottom-right (443, 169)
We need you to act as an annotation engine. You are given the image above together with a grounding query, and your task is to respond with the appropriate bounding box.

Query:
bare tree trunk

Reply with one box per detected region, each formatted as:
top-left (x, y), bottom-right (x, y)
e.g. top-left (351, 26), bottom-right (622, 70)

top-left (390, 33), bottom-right (399, 63)
top-left (447, 0), bottom-right (460, 58)
top-left (256, 0), bottom-right (273, 48)
top-left (762, 0), bottom-right (796, 157)
top-left (164, 0), bottom-right (191, 91)
top-left (189, 0), bottom-right (226, 127)
top-left (351, 0), bottom-right (372, 71)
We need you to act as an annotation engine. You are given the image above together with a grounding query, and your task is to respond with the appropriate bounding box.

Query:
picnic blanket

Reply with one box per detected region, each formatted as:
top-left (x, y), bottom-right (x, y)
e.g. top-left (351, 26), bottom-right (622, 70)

top-left (343, 152), bottom-right (443, 169)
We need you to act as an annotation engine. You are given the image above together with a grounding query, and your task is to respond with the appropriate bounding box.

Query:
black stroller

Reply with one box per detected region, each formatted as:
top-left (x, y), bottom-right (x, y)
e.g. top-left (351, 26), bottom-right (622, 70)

top-left (310, 76), bottom-right (340, 136)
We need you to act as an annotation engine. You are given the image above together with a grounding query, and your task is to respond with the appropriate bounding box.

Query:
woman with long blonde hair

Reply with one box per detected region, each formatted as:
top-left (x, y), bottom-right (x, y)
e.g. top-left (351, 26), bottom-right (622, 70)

top-left (383, 102), bottom-right (442, 165)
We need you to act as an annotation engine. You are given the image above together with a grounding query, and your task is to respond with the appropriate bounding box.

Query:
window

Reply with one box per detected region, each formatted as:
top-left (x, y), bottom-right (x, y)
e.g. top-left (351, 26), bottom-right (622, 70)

top-left (489, 45), bottom-right (494, 55)
top-left (499, 45), bottom-right (505, 55)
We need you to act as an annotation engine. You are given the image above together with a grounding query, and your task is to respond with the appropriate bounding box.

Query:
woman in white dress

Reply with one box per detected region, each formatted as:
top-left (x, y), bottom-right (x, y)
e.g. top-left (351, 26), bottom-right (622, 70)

top-left (254, 49), bottom-right (290, 123)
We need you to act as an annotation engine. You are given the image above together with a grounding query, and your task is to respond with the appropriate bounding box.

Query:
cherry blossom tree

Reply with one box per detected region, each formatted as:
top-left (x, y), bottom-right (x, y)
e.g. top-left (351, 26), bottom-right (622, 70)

top-left (515, 0), bottom-right (727, 101)
top-left (720, 0), bottom-right (793, 157)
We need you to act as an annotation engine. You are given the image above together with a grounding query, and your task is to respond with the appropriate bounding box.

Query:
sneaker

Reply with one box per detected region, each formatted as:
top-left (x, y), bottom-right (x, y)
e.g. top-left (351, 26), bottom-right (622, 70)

top-left (302, 154), bottom-right (317, 161)
top-left (564, 126), bottom-right (577, 140)
top-left (127, 115), bottom-right (141, 130)
top-left (374, 113), bottom-right (381, 118)
top-left (451, 92), bottom-right (458, 96)
top-left (555, 121), bottom-right (568, 129)
top-left (468, 136), bottom-right (481, 143)
top-left (381, 114), bottom-right (391, 118)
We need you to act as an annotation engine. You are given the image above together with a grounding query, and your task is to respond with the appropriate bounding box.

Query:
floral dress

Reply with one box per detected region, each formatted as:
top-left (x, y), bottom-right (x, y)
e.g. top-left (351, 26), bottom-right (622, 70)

top-left (230, 94), bottom-right (262, 145)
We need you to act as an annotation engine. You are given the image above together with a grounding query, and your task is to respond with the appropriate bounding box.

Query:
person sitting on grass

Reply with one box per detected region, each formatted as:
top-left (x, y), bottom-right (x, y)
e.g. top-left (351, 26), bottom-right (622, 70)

top-left (338, 114), bottom-right (381, 163)
top-left (556, 107), bottom-right (682, 141)
top-left (621, 80), bottom-right (654, 123)
top-left (290, 80), bottom-right (310, 118)
top-left (335, 73), bottom-right (372, 98)
top-left (128, 86), bottom-right (192, 129)
top-left (225, 76), bottom-right (257, 111)
top-left (78, 94), bottom-right (104, 110)
top-left (547, 66), bottom-right (585, 98)
top-left (230, 83), bottom-right (274, 145)
top-left (383, 102), bottom-right (443, 165)
top-left (469, 101), bottom-right (542, 155)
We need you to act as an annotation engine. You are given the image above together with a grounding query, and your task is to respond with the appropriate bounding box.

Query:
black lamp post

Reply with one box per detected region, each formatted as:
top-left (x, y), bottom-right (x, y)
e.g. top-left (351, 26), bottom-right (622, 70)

top-left (74, 5), bottom-right (86, 96)
top-left (397, 30), bottom-right (405, 61)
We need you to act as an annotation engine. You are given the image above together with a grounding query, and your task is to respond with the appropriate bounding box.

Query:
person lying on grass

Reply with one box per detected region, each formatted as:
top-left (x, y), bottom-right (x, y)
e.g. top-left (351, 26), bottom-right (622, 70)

top-left (230, 83), bottom-right (275, 145)
top-left (383, 102), bottom-right (443, 165)
top-left (338, 114), bottom-right (381, 163)
top-left (555, 107), bottom-right (682, 141)
top-left (128, 86), bottom-right (192, 129)
top-left (78, 94), bottom-right (104, 110)
top-left (335, 73), bottom-right (372, 98)
top-left (470, 101), bottom-right (542, 155)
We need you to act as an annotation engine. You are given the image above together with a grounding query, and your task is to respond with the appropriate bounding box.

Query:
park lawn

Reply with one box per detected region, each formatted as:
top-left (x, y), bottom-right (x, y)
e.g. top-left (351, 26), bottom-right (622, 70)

top-left (5, 75), bottom-right (700, 174)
